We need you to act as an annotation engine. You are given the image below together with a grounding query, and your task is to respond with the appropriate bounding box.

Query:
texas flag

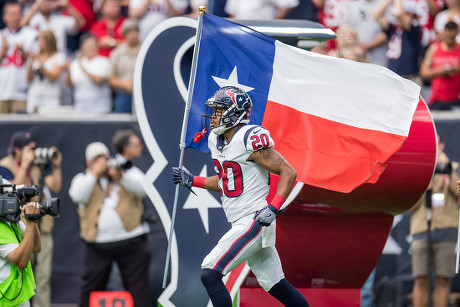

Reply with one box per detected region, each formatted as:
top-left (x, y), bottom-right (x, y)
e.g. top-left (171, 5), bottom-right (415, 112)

top-left (185, 12), bottom-right (420, 193)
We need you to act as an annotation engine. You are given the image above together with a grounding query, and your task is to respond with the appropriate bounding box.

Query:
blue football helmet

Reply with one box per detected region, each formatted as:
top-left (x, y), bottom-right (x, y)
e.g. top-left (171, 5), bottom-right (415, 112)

top-left (205, 86), bottom-right (253, 135)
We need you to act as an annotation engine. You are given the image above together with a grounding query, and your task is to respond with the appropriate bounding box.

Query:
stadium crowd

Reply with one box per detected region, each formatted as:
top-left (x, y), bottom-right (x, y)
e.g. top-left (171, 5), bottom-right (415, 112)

top-left (0, 0), bottom-right (458, 115)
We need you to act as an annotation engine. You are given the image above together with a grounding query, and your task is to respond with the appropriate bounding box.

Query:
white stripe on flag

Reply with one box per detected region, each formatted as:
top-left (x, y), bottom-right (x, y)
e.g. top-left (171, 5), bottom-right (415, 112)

top-left (268, 41), bottom-right (421, 137)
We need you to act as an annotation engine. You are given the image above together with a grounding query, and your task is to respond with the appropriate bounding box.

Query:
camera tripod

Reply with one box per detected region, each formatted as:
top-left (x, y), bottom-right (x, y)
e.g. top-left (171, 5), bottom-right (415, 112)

top-left (425, 189), bottom-right (434, 307)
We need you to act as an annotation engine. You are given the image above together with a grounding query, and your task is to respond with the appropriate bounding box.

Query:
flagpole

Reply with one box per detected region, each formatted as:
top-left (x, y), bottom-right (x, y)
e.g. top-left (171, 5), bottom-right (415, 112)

top-left (162, 6), bottom-right (206, 289)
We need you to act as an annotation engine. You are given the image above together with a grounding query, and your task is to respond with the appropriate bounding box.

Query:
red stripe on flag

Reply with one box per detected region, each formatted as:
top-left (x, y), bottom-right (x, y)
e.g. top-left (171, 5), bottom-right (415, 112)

top-left (262, 100), bottom-right (407, 193)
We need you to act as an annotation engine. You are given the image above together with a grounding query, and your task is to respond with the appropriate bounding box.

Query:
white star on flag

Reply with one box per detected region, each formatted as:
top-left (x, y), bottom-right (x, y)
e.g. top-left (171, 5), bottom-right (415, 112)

top-left (182, 165), bottom-right (222, 233)
top-left (212, 66), bottom-right (254, 92)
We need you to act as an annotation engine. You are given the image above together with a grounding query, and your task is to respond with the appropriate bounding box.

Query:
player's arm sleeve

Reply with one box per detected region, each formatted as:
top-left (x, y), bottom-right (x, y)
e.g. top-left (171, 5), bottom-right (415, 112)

top-left (244, 126), bottom-right (275, 160)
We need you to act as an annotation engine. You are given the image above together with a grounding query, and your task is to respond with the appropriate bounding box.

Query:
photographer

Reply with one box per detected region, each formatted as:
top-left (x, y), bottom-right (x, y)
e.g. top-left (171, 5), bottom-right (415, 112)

top-left (69, 136), bottom-right (150, 307)
top-left (0, 131), bottom-right (62, 307)
top-left (0, 198), bottom-right (42, 307)
top-left (410, 134), bottom-right (459, 307)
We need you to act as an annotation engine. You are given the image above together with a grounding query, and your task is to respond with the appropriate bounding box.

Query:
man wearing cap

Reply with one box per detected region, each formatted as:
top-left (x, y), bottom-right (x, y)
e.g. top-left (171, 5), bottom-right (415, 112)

top-left (0, 131), bottom-right (62, 307)
top-left (69, 141), bottom-right (150, 307)
top-left (108, 18), bottom-right (141, 113)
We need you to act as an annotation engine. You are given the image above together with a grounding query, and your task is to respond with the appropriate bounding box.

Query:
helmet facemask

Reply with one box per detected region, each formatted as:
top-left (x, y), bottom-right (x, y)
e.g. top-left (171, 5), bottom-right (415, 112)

top-left (203, 86), bottom-right (253, 135)
top-left (206, 104), bottom-right (249, 135)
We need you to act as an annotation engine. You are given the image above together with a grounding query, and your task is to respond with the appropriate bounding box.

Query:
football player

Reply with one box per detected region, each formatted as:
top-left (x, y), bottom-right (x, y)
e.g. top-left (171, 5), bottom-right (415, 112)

top-left (172, 86), bottom-right (309, 306)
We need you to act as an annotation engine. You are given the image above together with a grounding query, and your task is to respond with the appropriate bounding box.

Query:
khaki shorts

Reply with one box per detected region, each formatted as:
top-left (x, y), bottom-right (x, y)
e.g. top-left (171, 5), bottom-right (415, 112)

top-left (411, 240), bottom-right (456, 278)
top-left (0, 100), bottom-right (26, 114)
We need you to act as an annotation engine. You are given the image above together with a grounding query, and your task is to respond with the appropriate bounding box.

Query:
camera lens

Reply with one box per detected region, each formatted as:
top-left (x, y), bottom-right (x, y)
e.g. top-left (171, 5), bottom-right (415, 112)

top-left (34, 147), bottom-right (57, 163)
top-left (40, 198), bottom-right (59, 217)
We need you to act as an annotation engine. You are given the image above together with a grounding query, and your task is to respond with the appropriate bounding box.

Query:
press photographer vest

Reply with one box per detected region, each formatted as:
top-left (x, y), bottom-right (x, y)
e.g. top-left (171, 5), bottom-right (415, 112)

top-left (0, 155), bottom-right (54, 233)
top-left (0, 221), bottom-right (36, 306)
top-left (410, 167), bottom-right (460, 236)
top-left (78, 181), bottom-right (144, 242)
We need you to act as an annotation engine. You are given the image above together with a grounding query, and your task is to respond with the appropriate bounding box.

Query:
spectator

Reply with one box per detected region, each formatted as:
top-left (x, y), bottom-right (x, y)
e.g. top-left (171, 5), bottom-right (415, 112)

top-left (343, 0), bottom-right (389, 66)
top-left (410, 134), bottom-right (459, 307)
top-left (64, 0), bottom-right (98, 53)
top-left (314, 0), bottom-right (357, 50)
top-left (90, 0), bottom-right (126, 57)
top-left (66, 34), bottom-right (112, 114)
top-left (0, 2), bottom-right (37, 114)
top-left (128, 0), bottom-right (187, 40)
top-left (225, 0), bottom-right (299, 19)
top-left (0, 131), bottom-right (63, 307)
top-left (420, 21), bottom-right (460, 110)
top-left (375, 0), bottom-right (423, 84)
top-left (328, 25), bottom-right (370, 62)
top-left (68, 138), bottom-right (151, 307)
top-left (21, 0), bottom-right (85, 54)
top-left (67, 0), bottom-right (97, 32)
top-left (108, 19), bottom-right (140, 113)
top-left (26, 30), bottom-right (66, 114)
top-left (20, 0), bottom-right (83, 107)
top-left (0, 196), bottom-right (41, 307)
top-left (434, 0), bottom-right (460, 42)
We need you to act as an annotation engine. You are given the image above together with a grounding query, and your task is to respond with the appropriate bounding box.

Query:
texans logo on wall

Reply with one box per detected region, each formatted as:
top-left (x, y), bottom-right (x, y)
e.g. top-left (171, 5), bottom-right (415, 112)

top-left (133, 17), bottom-right (231, 307)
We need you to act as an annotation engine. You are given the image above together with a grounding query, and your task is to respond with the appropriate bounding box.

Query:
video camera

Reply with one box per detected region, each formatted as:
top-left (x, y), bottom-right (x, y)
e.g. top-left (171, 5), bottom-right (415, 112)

top-left (0, 176), bottom-right (60, 223)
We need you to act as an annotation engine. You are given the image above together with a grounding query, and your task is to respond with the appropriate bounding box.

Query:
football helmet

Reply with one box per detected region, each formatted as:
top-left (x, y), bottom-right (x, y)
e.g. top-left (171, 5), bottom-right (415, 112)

top-left (205, 86), bottom-right (253, 135)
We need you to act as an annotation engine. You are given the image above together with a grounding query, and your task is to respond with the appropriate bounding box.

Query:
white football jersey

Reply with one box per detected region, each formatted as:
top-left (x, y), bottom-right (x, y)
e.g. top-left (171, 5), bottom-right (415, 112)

top-left (208, 124), bottom-right (275, 223)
